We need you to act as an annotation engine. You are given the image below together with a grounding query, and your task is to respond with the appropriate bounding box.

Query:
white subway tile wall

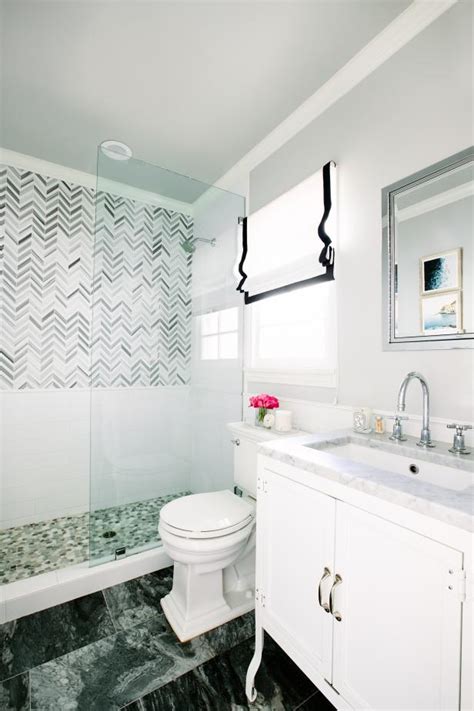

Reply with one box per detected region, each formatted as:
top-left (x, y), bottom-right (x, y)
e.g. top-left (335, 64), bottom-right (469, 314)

top-left (0, 388), bottom-right (191, 529)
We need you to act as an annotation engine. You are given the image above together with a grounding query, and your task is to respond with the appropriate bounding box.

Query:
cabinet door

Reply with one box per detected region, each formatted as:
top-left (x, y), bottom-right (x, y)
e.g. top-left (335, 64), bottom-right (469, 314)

top-left (260, 469), bottom-right (336, 681)
top-left (332, 502), bottom-right (463, 710)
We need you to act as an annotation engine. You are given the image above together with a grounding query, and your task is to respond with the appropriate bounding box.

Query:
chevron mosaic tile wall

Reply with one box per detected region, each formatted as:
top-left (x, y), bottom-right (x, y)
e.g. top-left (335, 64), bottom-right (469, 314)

top-left (0, 164), bottom-right (193, 389)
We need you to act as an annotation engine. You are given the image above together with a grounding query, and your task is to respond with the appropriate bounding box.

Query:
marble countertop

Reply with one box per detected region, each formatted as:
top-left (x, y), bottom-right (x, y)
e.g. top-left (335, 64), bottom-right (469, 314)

top-left (258, 429), bottom-right (474, 532)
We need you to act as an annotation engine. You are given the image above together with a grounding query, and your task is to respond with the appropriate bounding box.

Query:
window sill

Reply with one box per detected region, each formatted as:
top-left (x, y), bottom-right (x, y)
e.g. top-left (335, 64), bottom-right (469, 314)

top-left (244, 368), bottom-right (337, 388)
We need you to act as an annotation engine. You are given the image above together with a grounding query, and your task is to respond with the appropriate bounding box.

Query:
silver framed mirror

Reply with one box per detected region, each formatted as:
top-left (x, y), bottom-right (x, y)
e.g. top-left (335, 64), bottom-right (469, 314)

top-left (382, 146), bottom-right (473, 350)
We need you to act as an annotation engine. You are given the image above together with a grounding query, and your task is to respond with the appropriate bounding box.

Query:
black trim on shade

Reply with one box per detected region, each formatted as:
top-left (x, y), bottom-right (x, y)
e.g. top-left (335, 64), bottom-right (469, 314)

top-left (236, 215), bottom-right (249, 294)
top-left (318, 161), bottom-right (335, 269)
top-left (237, 161), bottom-right (336, 305)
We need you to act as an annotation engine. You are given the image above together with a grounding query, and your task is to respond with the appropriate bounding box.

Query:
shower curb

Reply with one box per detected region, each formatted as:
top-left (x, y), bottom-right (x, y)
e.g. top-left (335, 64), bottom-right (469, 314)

top-left (0, 547), bottom-right (172, 624)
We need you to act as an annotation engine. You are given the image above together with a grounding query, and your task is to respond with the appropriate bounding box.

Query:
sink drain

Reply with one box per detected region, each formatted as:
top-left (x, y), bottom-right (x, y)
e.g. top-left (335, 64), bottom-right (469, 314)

top-left (103, 530), bottom-right (117, 539)
top-left (409, 464), bottom-right (419, 475)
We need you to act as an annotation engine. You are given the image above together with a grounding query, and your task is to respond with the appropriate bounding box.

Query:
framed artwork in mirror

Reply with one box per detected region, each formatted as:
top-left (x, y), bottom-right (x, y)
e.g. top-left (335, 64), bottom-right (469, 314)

top-left (420, 248), bottom-right (462, 295)
top-left (420, 290), bottom-right (462, 336)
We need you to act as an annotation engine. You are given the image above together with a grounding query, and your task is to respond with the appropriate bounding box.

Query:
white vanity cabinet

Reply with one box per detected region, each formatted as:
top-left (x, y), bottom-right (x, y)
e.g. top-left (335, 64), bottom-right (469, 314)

top-left (258, 471), bottom-right (336, 682)
top-left (249, 461), bottom-right (470, 711)
top-left (332, 501), bottom-right (463, 711)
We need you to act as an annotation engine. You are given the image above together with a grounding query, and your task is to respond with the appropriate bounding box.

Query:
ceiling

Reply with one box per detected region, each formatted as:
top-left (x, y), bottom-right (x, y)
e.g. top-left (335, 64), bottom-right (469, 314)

top-left (0, 0), bottom-right (410, 184)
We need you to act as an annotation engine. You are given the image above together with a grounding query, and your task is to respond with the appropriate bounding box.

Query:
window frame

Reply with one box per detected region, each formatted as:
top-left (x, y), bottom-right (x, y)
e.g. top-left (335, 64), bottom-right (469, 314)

top-left (198, 307), bottom-right (239, 361)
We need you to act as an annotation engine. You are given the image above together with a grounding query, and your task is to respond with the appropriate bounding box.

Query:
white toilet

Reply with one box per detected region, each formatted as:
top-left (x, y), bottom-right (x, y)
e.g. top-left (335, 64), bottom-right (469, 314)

top-left (159, 421), bottom-right (281, 642)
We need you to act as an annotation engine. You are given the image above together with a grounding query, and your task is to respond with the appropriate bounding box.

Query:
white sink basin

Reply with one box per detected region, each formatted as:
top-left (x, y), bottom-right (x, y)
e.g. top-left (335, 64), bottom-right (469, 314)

top-left (320, 442), bottom-right (472, 492)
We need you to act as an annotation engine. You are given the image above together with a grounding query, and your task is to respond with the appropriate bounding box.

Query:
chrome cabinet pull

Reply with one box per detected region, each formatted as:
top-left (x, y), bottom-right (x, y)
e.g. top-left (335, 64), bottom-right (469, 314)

top-left (329, 573), bottom-right (343, 621)
top-left (317, 567), bottom-right (331, 612)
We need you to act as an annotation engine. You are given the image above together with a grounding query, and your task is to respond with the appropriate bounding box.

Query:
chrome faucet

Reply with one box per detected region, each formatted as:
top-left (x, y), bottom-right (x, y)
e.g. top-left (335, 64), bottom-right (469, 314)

top-left (397, 372), bottom-right (435, 448)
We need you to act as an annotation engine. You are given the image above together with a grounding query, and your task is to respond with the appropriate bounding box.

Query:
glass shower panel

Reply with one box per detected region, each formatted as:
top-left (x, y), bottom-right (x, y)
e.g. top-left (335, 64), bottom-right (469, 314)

top-left (89, 149), bottom-right (245, 565)
top-left (190, 187), bottom-right (246, 495)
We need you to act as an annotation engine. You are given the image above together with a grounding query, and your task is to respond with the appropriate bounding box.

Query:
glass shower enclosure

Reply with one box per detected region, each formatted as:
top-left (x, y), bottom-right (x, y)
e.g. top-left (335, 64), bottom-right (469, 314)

top-left (89, 147), bottom-right (245, 565)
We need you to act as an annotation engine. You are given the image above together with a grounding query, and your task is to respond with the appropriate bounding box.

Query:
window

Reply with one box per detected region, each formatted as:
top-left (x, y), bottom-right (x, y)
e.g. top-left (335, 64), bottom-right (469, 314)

top-left (247, 282), bottom-right (337, 377)
top-left (199, 307), bottom-right (239, 360)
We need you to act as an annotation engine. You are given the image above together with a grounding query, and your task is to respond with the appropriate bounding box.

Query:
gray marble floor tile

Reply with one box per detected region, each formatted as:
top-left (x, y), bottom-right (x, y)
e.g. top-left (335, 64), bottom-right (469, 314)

top-left (0, 591), bottom-right (115, 681)
top-left (138, 635), bottom-right (326, 711)
top-left (226, 634), bottom-right (320, 709)
top-left (103, 568), bottom-right (254, 655)
top-left (202, 611), bottom-right (255, 656)
top-left (103, 568), bottom-right (174, 631)
top-left (30, 619), bottom-right (215, 711)
top-left (153, 621), bottom-right (216, 670)
top-left (0, 673), bottom-right (30, 711)
top-left (294, 692), bottom-right (337, 710)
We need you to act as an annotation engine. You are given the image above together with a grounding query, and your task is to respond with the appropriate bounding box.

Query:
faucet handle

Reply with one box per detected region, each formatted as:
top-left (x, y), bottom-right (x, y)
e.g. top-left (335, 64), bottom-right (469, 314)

top-left (447, 423), bottom-right (472, 432)
top-left (388, 414), bottom-right (408, 442)
top-left (447, 424), bottom-right (472, 455)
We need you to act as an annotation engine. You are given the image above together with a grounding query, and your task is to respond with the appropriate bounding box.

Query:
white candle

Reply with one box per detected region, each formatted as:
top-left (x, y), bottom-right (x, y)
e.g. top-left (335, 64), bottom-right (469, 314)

top-left (274, 409), bottom-right (292, 432)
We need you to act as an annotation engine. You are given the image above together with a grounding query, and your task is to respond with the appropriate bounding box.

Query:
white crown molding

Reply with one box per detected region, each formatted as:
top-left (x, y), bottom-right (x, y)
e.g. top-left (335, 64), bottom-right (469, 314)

top-left (215, 0), bottom-right (458, 192)
top-left (0, 146), bottom-right (97, 189)
top-left (0, 147), bottom-right (194, 215)
top-left (396, 181), bottom-right (473, 222)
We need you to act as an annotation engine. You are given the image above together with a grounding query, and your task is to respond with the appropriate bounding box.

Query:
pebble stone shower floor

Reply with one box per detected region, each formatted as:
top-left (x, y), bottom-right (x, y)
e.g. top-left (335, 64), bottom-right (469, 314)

top-left (0, 493), bottom-right (189, 585)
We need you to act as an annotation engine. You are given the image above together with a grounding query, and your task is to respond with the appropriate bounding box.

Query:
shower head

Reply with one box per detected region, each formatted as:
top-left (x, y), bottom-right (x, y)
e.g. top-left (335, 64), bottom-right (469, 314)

top-left (181, 237), bottom-right (216, 254)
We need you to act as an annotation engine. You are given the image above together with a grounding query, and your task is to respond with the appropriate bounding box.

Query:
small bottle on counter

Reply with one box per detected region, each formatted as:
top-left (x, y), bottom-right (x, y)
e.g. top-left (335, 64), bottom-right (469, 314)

top-left (353, 407), bottom-right (372, 434)
top-left (374, 415), bottom-right (385, 434)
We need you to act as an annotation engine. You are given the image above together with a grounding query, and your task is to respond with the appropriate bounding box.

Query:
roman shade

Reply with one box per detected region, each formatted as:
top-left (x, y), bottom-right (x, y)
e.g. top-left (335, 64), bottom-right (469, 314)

top-left (237, 161), bottom-right (336, 304)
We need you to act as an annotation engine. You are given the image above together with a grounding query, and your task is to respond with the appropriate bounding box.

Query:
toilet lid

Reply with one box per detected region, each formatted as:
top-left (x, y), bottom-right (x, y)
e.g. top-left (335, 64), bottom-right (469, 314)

top-left (160, 490), bottom-right (254, 535)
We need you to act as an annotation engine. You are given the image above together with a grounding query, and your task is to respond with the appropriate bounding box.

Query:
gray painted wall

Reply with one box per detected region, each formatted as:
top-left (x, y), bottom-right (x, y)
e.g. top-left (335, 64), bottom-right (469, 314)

top-left (249, 2), bottom-right (474, 422)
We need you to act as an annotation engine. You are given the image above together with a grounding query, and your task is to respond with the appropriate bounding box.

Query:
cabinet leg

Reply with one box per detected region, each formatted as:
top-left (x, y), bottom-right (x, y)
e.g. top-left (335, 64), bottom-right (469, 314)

top-left (245, 622), bottom-right (264, 702)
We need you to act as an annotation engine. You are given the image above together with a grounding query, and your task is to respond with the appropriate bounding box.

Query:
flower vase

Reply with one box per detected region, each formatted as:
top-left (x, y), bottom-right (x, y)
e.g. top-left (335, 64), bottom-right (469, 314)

top-left (255, 407), bottom-right (267, 427)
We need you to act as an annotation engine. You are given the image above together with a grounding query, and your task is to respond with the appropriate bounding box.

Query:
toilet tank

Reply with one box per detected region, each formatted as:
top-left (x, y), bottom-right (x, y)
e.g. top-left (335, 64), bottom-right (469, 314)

top-left (227, 421), bottom-right (303, 497)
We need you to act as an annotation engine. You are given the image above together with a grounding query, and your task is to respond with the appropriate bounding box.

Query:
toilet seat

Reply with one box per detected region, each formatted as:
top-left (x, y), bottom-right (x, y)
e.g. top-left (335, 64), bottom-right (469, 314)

top-left (159, 490), bottom-right (255, 540)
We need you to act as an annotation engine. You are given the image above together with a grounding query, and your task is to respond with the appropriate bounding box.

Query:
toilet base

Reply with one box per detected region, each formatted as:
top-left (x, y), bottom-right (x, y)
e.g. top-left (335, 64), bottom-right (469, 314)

top-left (161, 587), bottom-right (255, 642)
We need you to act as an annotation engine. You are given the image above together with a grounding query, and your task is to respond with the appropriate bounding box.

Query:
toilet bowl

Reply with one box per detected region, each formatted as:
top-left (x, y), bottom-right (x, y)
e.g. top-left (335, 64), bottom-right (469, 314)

top-left (159, 489), bottom-right (256, 641)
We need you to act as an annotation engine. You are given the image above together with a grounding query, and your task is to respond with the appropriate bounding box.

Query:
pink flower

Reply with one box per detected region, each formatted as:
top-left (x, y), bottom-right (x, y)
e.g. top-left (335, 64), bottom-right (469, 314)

top-left (249, 393), bottom-right (279, 410)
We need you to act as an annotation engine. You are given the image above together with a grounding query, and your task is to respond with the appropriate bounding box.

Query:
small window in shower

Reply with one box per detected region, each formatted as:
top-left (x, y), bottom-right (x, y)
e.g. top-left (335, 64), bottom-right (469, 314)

top-left (199, 307), bottom-right (238, 360)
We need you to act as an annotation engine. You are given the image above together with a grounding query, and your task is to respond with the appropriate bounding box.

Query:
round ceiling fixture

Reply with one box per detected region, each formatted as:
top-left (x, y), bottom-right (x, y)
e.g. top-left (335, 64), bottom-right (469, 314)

top-left (100, 140), bottom-right (133, 161)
